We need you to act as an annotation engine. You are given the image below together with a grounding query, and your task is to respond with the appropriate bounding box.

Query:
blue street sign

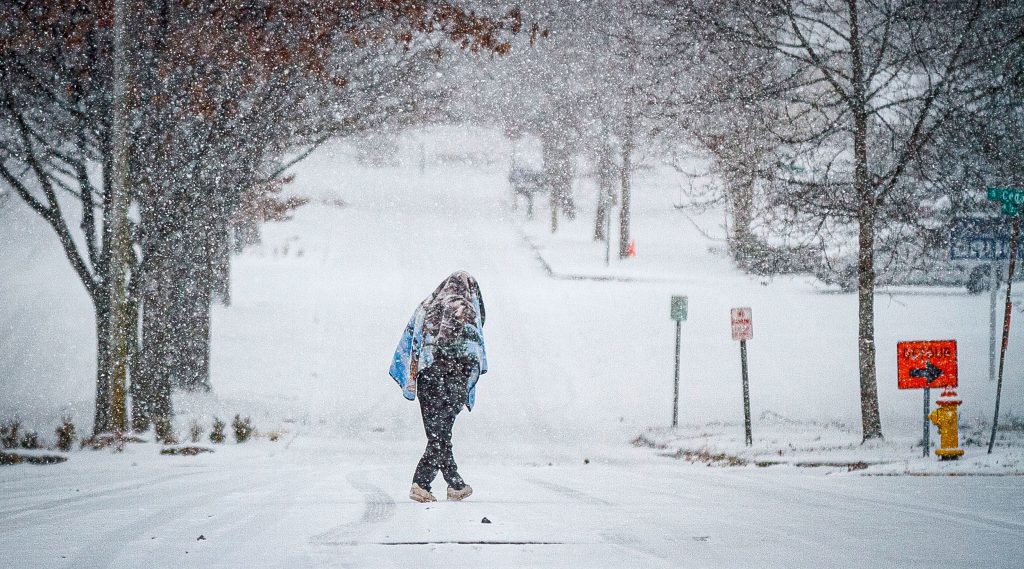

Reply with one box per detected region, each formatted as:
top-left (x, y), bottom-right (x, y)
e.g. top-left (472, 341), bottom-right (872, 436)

top-left (950, 217), bottom-right (1023, 260)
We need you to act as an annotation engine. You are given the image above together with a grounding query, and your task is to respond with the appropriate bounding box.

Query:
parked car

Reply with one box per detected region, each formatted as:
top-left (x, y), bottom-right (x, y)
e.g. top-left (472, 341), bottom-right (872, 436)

top-left (815, 216), bottom-right (1018, 293)
top-left (816, 256), bottom-right (1003, 293)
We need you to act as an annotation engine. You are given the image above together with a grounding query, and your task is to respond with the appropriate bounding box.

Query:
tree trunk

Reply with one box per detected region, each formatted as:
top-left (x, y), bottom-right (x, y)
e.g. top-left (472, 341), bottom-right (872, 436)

top-left (133, 227), bottom-right (174, 432)
top-left (92, 303), bottom-right (113, 434)
top-left (729, 174), bottom-right (754, 254)
top-left (849, 0), bottom-right (882, 441)
top-left (594, 139), bottom-right (615, 241)
top-left (549, 190), bottom-right (559, 233)
top-left (211, 214), bottom-right (231, 306)
top-left (856, 203), bottom-right (882, 441)
top-left (594, 187), bottom-right (607, 241)
top-left (125, 274), bottom-right (145, 432)
top-left (174, 194), bottom-right (213, 392)
top-left (618, 113), bottom-right (634, 258)
top-left (542, 134), bottom-right (560, 233)
top-left (178, 273), bottom-right (213, 392)
top-left (541, 120), bottom-right (576, 233)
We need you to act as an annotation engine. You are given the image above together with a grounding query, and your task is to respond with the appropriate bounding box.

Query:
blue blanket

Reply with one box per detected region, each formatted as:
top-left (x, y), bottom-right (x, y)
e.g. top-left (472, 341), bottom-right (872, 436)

top-left (389, 295), bottom-right (487, 410)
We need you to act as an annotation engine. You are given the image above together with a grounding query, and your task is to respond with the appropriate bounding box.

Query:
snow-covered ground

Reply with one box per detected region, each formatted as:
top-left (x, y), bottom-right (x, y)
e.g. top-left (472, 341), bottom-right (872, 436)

top-left (4, 434), bottom-right (1023, 568)
top-left (2, 127), bottom-right (1022, 567)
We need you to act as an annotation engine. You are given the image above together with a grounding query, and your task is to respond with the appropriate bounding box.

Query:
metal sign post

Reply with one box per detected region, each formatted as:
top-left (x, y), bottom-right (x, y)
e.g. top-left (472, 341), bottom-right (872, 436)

top-left (897, 340), bottom-right (959, 458)
top-left (731, 307), bottom-right (753, 446)
top-left (984, 187), bottom-right (1024, 454)
top-left (916, 370), bottom-right (940, 457)
top-left (670, 296), bottom-right (687, 428)
top-left (990, 215), bottom-right (1021, 453)
top-left (739, 340), bottom-right (752, 446)
top-left (949, 216), bottom-right (1013, 385)
top-left (922, 380), bottom-right (930, 457)
top-left (990, 261), bottom-right (999, 383)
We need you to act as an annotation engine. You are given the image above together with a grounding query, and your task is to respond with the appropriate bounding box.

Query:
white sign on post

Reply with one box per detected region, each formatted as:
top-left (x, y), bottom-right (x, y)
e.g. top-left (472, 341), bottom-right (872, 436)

top-left (731, 307), bottom-right (753, 341)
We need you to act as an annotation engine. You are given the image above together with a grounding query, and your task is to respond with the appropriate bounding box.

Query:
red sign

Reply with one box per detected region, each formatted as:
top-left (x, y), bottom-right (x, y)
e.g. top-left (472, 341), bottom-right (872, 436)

top-left (731, 307), bottom-right (752, 341)
top-left (897, 340), bottom-right (958, 389)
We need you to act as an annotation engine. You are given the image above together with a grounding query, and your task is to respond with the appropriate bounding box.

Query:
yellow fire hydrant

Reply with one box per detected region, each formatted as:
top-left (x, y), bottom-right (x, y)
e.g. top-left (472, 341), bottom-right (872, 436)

top-left (928, 387), bottom-right (965, 459)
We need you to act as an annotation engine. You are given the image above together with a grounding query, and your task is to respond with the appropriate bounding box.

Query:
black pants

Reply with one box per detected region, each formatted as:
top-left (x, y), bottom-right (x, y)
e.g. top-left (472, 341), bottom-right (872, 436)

top-left (413, 356), bottom-right (474, 491)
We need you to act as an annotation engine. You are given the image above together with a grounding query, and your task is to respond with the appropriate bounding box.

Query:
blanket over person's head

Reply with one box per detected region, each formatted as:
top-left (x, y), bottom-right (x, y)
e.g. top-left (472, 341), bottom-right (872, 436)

top-left (389, 271), bottom-right (488, 410)
top-left (421, 271), bottom-right (486, 347)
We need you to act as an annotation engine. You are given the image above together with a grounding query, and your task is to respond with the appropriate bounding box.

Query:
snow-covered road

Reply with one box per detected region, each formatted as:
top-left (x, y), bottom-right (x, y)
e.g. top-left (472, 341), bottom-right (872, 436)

top-left (2, 132), bottom-right (1023, 567)
top-left (8, 433), bottom-right (1024, 564)
top-left (4, 435), bottom-right (1023, 568)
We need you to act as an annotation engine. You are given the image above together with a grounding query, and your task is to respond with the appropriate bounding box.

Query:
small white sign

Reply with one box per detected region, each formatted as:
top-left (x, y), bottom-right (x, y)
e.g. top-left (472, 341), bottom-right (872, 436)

top-left (731, 307), bottom-right (753, 341)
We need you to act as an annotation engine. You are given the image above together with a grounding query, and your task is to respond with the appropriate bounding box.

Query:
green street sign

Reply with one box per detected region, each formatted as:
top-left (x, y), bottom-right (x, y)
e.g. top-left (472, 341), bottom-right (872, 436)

top-left (988, 186), bottom-right (1024, 216)
top-left (671, 295), bottom-right (688, 321)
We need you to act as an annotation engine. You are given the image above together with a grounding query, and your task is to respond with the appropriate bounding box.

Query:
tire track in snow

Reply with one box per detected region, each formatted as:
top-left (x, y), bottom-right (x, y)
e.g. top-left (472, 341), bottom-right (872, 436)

top-left (600, 533), bottom-right (678, 567)
top-left (524, 477), bottom-right (614, 506)
top-left (1, 470), bottom-right (205, 525)
top-left (66, 483), bottom-right (241, 569)
top-left (797, 482), bottom-right (1024, 535)
top-left (310, 469), bottom-right (396, 546)
top-left (731, 471), bottom-right (1024, 536)
top-left (65, 464), bottom-right (307, 569)
top-left (524, 477), bottom-right (678, 566)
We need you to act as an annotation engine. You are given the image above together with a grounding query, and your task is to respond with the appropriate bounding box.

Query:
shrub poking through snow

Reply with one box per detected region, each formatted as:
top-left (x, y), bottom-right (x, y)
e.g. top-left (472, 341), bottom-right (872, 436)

top-left (1, 419), bottom-right (20, 449)
top-left (20, 430), bottom-right (41, 449)
top-left (160, 446), bottom-right (214, 456)
top-left (55, 416), bottom-right (76, 452)
top-left (209, 418), bottom-right (226, 444)
top-left (232, 415), bottom-right (254, 443)
top-left (189, 421), bottom-right (203, 443)
top-left (0, 451), bottom-right (67, 466)
top-left (80, 432), bottom-right (145, 451)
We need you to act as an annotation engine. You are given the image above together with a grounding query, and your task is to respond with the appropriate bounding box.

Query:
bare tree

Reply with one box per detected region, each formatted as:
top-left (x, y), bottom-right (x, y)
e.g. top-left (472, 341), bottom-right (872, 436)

top-left (646, 22), bottom-right (782, 265)
top-left (664, 0), bottom-right (1018, 440)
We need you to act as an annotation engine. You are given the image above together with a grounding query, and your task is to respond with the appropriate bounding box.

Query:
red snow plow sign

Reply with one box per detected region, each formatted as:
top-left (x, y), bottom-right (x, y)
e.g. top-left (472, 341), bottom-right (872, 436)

top-left (896, 340), bottom-right (958, 389)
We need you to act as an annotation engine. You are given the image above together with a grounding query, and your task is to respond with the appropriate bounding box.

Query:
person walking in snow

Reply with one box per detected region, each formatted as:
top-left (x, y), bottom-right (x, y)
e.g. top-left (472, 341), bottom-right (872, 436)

top-left (389, 271), bottom-right (487, 503)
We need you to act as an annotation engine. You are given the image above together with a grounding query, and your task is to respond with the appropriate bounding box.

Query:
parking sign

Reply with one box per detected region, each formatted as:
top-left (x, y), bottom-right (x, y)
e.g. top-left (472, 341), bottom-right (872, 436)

top-left (731, 307), bottom-right (752, 341)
